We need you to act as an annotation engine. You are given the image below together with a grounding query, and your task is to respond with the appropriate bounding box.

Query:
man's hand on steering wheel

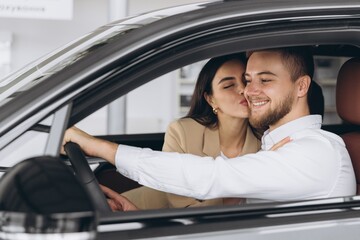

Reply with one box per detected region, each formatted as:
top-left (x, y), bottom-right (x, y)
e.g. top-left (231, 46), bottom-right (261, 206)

top-left (62, 126), bottom-right (118, 165)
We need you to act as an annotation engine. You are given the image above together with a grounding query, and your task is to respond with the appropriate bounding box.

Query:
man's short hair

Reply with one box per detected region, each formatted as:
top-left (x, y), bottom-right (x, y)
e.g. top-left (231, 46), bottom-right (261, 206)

top-left (247, 46), bottom-right (314, 81)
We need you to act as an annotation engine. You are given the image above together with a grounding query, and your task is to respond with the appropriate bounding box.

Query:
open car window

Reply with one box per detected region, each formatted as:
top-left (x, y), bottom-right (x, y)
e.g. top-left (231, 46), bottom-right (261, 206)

top-left (76, 60), bottom-right (207, 135)
top-left (76, 54), bottom-right (344, 137)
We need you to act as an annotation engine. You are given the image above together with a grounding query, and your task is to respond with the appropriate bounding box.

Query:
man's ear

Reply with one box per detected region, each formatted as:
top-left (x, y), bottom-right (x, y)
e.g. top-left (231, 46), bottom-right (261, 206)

top-left (297, 75), bottom-right (311, 98)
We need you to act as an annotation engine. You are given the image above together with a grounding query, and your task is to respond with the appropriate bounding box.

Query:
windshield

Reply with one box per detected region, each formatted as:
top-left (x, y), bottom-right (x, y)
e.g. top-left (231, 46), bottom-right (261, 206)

top-left (0, 25), bottom-right (137, 108)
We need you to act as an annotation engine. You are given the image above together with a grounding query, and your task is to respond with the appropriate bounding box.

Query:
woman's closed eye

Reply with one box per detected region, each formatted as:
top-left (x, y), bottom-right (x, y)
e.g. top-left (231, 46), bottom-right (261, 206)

top-left (223, 84), bottom-right (235, 89)
top-left (261, 78), bottom-right (272, 83)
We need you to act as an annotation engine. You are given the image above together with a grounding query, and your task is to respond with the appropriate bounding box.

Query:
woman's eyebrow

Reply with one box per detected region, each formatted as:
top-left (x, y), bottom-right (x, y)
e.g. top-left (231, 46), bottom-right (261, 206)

top-left (217, 76), bottom-right (236, 84)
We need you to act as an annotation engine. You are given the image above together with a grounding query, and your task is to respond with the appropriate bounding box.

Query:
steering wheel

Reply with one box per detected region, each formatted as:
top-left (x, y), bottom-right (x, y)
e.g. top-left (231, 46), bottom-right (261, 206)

top-left (64, 142), bottom-right (111, 212)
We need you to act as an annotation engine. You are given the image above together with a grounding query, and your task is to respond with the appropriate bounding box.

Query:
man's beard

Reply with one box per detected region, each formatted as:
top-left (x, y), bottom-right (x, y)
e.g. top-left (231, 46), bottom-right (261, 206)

top-left (249, 93), bottom-right (293, 130)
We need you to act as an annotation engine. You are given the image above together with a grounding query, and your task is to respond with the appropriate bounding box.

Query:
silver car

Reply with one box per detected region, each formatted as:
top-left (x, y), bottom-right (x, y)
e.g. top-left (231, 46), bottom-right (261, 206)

top-left (1, 0), bottom-right (360, 239)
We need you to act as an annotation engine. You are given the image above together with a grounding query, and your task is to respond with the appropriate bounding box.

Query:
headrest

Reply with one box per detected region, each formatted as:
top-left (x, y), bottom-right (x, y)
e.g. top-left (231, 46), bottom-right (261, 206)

top-left (336, 58), bottom-right (360, 124)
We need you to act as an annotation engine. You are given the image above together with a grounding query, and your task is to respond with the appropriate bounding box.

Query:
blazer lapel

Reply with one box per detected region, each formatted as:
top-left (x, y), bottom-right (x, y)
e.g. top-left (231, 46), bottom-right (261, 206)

top-left (202, 127), bottom-right (221, 158)
top-left (241, 126), bottom-right (261, 155)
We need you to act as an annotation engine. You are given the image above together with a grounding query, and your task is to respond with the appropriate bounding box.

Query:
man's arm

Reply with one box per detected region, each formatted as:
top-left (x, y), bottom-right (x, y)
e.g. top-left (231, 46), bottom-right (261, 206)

top-left (62, 126), bottom-right (118, 165)
top-left (115, 137), bottom-right (339, 201)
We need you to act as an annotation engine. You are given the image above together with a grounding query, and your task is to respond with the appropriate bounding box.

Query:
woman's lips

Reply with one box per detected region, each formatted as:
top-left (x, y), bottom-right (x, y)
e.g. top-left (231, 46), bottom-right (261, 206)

top-left (240, 99), bottom-right (248, 106)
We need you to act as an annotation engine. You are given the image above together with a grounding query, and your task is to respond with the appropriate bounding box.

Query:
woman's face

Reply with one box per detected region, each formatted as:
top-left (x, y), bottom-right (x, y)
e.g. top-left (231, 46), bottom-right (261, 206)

top-left (206, 59), bottom-right (249, 119)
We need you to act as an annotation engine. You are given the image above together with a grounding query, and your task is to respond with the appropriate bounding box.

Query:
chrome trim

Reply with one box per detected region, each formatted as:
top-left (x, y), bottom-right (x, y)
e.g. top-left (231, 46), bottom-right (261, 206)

top-left (97, 222), bottom-right (143, 232)
top-left (266, 209), bottom-right (346, 218)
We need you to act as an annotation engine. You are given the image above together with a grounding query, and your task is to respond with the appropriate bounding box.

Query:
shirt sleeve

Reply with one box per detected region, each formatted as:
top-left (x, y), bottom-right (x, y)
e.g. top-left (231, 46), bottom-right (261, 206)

top-left (115, 136), bottom-right (342, 201)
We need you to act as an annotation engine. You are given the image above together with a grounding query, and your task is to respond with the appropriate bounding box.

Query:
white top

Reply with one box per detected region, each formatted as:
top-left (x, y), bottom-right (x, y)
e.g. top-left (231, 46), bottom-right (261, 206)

top-left (116, 115), bottom-right (356, 202)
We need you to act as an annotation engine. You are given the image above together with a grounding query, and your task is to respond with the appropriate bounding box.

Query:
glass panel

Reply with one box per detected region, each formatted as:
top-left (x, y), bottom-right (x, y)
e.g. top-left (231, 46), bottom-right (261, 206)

top-left (0, 131), bottom-right (48, 168)
top-left (0, 115), bottom-right (53, 169)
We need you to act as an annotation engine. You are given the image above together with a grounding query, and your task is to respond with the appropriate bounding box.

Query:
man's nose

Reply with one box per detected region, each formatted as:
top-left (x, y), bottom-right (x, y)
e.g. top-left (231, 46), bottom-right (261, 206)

top-left (244, 81), bottom-right (260, 96)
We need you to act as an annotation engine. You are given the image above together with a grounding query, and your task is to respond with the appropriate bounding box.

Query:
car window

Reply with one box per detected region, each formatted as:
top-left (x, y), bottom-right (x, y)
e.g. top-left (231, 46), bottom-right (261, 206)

top-left (77, 60), bottom-right (207, 135)
top-left (76, 71), bottom-right (181, 135)
top-left (0, 115), bottom-right (53, 172)
top-left (77, 55), bottom-right (344, 136)
top-left (0, 131), bottom-right (48, 168)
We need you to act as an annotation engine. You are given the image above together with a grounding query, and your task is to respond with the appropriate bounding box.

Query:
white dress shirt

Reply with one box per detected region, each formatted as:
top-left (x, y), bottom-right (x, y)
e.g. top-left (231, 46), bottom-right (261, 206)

top-left (115, 115), bottom-right (356, 202)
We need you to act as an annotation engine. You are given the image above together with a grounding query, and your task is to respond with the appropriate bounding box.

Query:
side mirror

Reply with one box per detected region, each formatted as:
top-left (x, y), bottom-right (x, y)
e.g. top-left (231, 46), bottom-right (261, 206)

top-left (0, 156), bottom-right (97, 240)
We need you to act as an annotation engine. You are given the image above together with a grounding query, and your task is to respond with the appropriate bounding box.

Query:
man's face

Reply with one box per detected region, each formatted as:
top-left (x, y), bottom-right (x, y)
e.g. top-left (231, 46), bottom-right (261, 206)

top-left (244, 51), bottom-right (296, 130)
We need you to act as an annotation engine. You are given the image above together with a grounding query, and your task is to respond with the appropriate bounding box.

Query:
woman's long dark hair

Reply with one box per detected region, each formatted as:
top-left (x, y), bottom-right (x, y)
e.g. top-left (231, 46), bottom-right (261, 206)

top-left (184, 53), bottom-right (247, 129)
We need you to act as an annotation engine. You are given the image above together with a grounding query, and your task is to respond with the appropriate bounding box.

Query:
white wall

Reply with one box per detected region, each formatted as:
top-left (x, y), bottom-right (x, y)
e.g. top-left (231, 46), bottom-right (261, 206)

top-left (0, 0), bottom-right (109, 74)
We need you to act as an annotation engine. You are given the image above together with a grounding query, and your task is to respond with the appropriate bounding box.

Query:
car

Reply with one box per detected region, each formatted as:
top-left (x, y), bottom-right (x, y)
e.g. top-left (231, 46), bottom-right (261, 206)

top-left (1, 0), bottom-right (360, 239)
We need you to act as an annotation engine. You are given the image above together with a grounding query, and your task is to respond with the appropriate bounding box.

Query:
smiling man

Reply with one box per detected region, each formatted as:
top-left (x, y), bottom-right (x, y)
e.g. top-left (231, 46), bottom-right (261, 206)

top-left (245, 49), bottom-right (314, 132)
top-left (63, 47), bottom-right (356, 205)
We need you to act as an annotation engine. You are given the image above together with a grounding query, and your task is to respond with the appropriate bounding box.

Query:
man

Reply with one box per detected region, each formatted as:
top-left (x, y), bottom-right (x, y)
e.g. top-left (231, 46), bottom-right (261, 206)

top-left (63, 47), bottom-right (356, 207)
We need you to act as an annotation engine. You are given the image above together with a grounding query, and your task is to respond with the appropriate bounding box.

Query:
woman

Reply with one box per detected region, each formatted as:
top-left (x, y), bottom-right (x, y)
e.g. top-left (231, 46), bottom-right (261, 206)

top-left (119, 53), bottom-right (262, 209)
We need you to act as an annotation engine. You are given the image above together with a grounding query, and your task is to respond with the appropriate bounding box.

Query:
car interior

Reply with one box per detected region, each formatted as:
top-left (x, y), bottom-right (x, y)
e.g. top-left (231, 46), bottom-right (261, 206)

top-left (87, 45), bottom-right (360, 202)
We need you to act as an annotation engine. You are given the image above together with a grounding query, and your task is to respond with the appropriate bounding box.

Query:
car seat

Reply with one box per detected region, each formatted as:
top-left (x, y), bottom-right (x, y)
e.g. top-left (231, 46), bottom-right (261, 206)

top-left (336, 57), bottom-right (360, 194)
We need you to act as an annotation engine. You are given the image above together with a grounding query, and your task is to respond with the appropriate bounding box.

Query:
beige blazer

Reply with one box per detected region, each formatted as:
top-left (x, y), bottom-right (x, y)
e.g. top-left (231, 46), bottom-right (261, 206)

top-left (122, 118), bottom-right (261, 209)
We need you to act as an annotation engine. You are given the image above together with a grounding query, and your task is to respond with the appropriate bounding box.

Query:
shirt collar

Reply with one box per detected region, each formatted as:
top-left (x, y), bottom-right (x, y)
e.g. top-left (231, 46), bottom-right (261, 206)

top-left (261, 115), bottom-right (322, 150)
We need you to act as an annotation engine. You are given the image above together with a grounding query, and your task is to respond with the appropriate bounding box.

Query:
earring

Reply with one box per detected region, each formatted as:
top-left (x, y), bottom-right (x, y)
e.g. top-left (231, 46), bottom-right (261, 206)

top-left (212, 107), bottom-right (218, 115)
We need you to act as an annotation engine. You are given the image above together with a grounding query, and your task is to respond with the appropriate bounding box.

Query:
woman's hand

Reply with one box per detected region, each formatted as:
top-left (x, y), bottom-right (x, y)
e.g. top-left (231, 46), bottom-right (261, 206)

top-left (100, 185), bottom-right (139, 211)
top-left (62, 126), bottom-right (118, 165)
top-left (270, 136), bottom-right (292, 151)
